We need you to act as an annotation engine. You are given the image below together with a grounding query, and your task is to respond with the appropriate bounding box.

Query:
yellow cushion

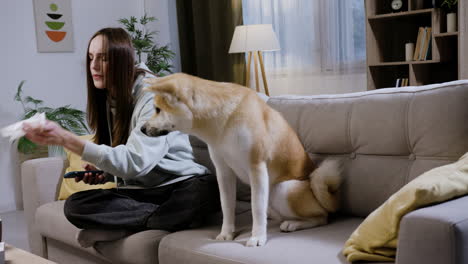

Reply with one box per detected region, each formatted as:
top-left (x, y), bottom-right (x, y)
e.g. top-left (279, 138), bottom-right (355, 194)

top-left (57, 135), bottom-right (116, 200)
top-left (343, 152), bottom-right (468, 262)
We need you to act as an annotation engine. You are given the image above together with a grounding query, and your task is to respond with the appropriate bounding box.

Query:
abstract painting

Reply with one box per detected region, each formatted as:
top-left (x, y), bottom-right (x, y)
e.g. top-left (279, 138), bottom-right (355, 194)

top-left (33, 0), bottom-right (74, 52)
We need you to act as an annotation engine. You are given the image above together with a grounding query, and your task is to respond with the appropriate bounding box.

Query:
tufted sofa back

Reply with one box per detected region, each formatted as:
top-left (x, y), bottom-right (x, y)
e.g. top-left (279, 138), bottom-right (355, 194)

top-left (267, 80), bottom-right (468, 217)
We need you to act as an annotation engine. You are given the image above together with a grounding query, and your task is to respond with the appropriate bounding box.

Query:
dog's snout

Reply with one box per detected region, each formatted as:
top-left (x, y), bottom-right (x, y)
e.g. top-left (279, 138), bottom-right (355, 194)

top-left (140, 125), bottom-right (147, 135)
top-left (142, 125), bottom-right (170, 137)
top-left (158, 130), bottom-right (170, 136)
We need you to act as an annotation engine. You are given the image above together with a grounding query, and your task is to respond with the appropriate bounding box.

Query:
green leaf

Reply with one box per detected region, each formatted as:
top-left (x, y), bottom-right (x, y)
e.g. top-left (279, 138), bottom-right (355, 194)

top-left (36, 107), bottom-right (54, 113)
top-left (44, 106), bottom-right (88, 135)
top-left (118, 14), bottom-right (174, 75)
top-left (441, 0), bottom-right (458, 11)
top-left (140, 14), bottom-right (156, 25)
top-left (24, 96), bottom-right (43, 106)
top-left (14, 80), bottom-right (26, 102)
top-left (23, 109), bottom-right (38, 120)
top-left (17, 137), bottom-right (38, 154)
top-left (118, 18), bottom-right (129, 25)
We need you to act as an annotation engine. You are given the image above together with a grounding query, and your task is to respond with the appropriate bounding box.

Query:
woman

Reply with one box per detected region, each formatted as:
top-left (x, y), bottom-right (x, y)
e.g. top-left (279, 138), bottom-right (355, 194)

top-left (23, 28), bottom-right (220, 247)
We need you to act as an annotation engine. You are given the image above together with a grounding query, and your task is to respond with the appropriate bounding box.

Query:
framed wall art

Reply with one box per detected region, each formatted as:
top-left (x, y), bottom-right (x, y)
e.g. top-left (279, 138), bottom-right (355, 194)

top-left (33, 0), bottom-right (74, 52)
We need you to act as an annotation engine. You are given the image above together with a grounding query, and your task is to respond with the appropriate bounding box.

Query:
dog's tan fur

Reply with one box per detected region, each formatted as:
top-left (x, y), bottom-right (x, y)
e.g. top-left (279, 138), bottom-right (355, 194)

top-left (143, 73), bottom-right (342, 246)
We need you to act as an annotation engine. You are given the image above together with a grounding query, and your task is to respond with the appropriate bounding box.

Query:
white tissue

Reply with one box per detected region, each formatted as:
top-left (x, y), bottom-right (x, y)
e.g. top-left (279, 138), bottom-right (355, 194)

top-left (1, 112), bottom-right (47, 141)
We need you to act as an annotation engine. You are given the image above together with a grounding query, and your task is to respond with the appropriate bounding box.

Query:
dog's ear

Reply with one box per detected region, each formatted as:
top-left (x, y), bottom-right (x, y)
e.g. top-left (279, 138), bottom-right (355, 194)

top-left (154, 93), bottom-right (178, 111)
top-left (143, 74), bottom-right (196, 109)
top-left (143, 76), bottom-right (178, 96)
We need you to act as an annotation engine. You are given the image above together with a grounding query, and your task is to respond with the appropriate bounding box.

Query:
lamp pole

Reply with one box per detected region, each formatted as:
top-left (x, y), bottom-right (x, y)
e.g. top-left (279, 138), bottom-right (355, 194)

top-left (257, 51), bottom-right (270, 96)
top-left (246, 51), bottom-right (252, 89)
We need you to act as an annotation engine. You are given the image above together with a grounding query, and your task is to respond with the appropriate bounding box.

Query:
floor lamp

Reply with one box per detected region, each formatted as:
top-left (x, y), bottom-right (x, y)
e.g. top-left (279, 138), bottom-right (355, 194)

top-left (229, 24), bottom-right (280, 96)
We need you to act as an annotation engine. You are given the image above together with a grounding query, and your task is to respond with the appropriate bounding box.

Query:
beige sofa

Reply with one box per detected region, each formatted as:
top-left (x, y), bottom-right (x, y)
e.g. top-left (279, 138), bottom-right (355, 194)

top-left (22, 80), bottom-right (468, 264)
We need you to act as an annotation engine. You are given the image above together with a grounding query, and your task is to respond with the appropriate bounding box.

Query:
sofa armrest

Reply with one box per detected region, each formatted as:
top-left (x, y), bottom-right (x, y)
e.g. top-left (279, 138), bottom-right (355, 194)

top-left (21, 157), bottom-right (67, 256)
top-left (396, 195), bottom-right (468, 264)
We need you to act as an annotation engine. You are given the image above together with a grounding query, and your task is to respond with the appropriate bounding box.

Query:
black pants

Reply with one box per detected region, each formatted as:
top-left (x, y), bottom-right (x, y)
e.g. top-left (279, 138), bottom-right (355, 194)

top-left (64, 174), bottom-right (220, 232)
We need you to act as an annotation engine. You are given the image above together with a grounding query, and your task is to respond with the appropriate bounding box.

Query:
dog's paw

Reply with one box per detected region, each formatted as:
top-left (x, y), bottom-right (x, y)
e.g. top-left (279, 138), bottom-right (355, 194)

top-left (280, 220), bottom-right (301, 232)
top-left (215, 232), bottom-right (234, 241)
top-left (246, 235), bottom-right (267, 247)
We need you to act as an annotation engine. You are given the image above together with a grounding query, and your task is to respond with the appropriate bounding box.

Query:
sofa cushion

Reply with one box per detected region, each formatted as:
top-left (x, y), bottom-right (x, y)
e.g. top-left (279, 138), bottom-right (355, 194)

top-left (35, 201), bottom-right (169, 264)
top-left (94, 230), bottom-right (168, 264)
top-left (267, 80), bottom-right (468, 217)
top-left (159, 210), bottom-right (369, 264)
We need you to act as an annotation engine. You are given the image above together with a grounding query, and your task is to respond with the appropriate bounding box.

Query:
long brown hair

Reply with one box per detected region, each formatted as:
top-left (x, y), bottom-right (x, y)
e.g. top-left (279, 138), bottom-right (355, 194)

top-left (86, 28), bottom-right (140, 146)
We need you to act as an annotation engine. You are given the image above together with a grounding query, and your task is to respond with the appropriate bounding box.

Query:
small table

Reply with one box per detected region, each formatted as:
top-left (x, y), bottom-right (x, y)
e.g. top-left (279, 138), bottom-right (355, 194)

top-left (4, 244), bottom-right (56, 264)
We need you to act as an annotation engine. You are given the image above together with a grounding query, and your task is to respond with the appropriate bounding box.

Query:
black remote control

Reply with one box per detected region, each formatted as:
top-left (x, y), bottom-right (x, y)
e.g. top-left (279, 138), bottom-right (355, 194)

top-left (64, 170), bottom-right (104, 178)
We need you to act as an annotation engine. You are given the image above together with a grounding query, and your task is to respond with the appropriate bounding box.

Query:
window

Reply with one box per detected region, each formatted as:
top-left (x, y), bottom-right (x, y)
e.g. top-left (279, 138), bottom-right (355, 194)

top-left (242, 0), bottom-right (366, 75)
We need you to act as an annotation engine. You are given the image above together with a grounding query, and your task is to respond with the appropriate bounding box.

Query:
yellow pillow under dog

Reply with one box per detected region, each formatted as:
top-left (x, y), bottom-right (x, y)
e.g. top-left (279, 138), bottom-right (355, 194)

top-left (57, 135), bottom-right (116, 200)
top-left (343, 152), bottom-right (468, 262)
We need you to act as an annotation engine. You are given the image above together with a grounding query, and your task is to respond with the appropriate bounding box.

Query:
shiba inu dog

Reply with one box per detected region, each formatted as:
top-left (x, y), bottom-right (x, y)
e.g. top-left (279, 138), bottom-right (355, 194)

top-left (142, 73), bottom-right (342, 247)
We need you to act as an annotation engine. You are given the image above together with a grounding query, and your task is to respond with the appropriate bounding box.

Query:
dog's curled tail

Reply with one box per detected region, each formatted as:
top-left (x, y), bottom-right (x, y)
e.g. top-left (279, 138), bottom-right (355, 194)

top-left (309, 159), bottom-right (343, 213)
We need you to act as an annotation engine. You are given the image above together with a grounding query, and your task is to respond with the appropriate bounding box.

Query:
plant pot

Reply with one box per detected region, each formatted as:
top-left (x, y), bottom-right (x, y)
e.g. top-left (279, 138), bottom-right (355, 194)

top-left (48, 145), bottom-right (66, 157)
top-left (447, 13), bottom-right (457, 33)
top-left (18, 145), bottom-right (49, 164)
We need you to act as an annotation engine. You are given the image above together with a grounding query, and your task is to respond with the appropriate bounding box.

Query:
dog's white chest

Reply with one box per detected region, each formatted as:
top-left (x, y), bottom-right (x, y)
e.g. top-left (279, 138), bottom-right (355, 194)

top-left (216, 126), bottom-right (254, 184)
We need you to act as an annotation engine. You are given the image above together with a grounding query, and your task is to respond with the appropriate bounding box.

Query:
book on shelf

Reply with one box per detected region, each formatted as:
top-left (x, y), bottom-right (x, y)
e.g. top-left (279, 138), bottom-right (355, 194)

top-left (395, 78), bottom-right (409, 88)
top-left (413, 27), bottom-right (432, 61)
top-left (418, 28), bottom-right (427, 60)
top-left (413, 27), bottom-right (425, 61)
top-left (419, 27), bottom-right (432, 60)
top-left (422, 27), bottom-right (432, 60)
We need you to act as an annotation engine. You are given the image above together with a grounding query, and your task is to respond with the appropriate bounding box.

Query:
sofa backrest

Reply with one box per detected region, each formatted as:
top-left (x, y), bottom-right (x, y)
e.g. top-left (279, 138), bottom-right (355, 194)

top-left (189, 136), bottom-right (252, 201)
top-left (267, 80), bottom-right (468, 217)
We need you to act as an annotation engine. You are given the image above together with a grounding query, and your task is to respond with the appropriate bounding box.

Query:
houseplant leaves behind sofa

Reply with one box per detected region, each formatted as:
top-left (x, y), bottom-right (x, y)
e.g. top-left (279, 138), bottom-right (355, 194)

top-left (118, 14), bottom-right (175, 76)
top-left (441, 0), bottom-right (458, 12)
top-left (14, 80), bottom-right (89, 154)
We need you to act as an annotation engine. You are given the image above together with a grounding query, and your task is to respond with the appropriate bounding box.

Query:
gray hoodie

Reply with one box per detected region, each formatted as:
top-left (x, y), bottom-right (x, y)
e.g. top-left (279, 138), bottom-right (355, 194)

top-left (81, 68), bottom-right (210, 188)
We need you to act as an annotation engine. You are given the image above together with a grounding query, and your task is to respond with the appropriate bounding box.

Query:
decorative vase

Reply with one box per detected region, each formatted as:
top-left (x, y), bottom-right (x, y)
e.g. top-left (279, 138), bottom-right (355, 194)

top-left (405, 43), bottom-right (414, 61)
top-left (447, 13), bottom-right (457, 33)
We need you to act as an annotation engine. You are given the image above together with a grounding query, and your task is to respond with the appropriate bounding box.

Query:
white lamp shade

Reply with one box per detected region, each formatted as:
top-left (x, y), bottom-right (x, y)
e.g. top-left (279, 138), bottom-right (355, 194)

top-left (229, 24), bottom-right (280, 53)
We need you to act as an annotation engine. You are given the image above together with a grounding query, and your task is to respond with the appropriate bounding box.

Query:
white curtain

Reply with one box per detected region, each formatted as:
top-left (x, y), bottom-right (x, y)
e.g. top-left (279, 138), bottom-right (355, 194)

top-left (242, 0), bottom-right (366, 76)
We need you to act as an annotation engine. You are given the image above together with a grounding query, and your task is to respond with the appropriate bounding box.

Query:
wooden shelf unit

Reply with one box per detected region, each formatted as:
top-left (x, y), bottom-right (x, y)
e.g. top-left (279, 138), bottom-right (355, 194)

top-left (365, 0), bottom-right (468, 90)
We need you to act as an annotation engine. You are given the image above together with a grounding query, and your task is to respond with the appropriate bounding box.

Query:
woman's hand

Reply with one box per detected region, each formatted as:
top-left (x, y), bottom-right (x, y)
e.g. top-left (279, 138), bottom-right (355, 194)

top-left (83, 163), bottom-right (98, 171)
top-left (23, 120), bottom-right (67, 146)
top-left (77, 163), bottom-right (107, 185)
top-left (23, 120), bottom-right (86, 156)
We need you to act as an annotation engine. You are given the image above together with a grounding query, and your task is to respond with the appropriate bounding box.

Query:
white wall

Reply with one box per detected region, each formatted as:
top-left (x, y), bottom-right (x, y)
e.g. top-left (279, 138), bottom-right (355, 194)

top-left (0, 0), bottom-right (179, 213)
top-left (145, 0), bottom-right (182, 73)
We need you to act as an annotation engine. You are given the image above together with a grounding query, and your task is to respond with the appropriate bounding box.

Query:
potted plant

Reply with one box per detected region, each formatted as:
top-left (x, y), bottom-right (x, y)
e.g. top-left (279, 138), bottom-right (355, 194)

top-left (14, 80), bottom-right (89, 157)
top-left (118, 14), bottom-right (175, 76)
top-left (441, 0), bottom-right (458, 32)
